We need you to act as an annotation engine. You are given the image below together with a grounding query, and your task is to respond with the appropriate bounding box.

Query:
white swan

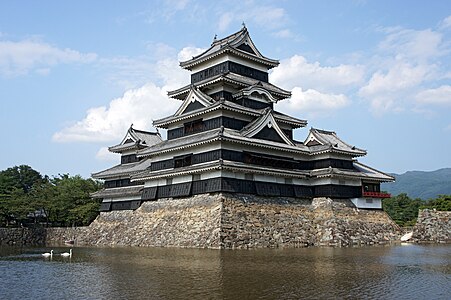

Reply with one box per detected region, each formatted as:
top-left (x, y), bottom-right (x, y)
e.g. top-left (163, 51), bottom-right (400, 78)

top-left (400, 232), bottom-right (413, 242)
top-left (61, 249), bottom-right (72, 258)
top-left (42, 250), bottom-right (53, 257)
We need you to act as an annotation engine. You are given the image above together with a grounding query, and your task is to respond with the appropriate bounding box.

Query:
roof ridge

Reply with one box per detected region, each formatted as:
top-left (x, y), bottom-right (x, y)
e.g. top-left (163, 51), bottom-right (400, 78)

top-left (311, 127), bottom-right (336, 135)
top-left (211, 26), bottom-right (246, 46)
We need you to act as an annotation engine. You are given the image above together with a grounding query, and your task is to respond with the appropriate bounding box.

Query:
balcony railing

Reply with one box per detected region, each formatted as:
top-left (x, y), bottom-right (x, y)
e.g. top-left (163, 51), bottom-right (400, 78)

top-left (363, 191), bottom-right (391, 198)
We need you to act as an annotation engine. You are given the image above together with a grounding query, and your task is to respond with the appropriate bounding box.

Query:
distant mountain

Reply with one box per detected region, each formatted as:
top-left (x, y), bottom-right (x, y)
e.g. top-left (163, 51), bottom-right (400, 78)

top-left (381, 168), bottom-right (451, 200)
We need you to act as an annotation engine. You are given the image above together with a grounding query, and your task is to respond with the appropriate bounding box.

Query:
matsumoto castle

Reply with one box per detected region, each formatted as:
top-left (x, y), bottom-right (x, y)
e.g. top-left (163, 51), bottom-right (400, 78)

top-left (92, 25), bottom-right (394, 211)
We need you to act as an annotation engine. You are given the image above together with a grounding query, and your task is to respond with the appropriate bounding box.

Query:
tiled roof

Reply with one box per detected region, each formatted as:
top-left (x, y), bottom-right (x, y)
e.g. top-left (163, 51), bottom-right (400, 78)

top-left (179, 26), bottom-right (279, 70)
top-left (91, 159), bottom-right (152, 179)
top-left (137, 128), bottom-right (223, 157)
top-left (109, 125), bottom-right (162, 153)
top-left (91, 185), bottom-right (143, 198)
top-left (167, 72), bottom-right (290, 100)
top-left (305, 128), bottom-right (367, 157)
top-left (310, 162), bottom-right (394, 182)
top-left (352, 161), bottom-right (395, 182)
top-left (153, 99), bottom-right (306, 128)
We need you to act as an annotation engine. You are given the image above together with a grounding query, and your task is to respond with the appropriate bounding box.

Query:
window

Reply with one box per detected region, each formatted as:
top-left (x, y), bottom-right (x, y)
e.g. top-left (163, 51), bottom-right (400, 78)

top-left (285, 178), bottom-right (293, 184)
top-left (184, 119), bottom-right (204, 134)
top-left (192, 174), bottom-right (201, 181)
top-left (363, 182), bottom-right (381, 192)
top-left (174, 155), bottom-right (192, 168)
top-left (245, 173), bottom-right (254, 180)
top-left (166, 178), bottom-right (173, 185)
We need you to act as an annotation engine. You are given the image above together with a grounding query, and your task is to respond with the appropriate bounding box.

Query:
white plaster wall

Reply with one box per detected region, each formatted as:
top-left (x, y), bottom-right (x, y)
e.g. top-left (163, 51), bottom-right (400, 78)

top-left (144, 179), bottom-right (166, 187)
top-left (173, 175), bottom-right (193, 184)
top-left (121, 149), bottom-right (137, 155)
top-left (311, 177), bottom-right (361, 186)
top-left (350, 198), bottom-right (382, 209)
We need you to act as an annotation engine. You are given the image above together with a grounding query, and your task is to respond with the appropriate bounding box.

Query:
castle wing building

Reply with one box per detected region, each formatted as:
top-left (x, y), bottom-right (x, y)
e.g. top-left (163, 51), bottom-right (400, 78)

top-left (91, 125), bottom-right (162, 211)
top-left (92, 25), bottom-right (394, 211)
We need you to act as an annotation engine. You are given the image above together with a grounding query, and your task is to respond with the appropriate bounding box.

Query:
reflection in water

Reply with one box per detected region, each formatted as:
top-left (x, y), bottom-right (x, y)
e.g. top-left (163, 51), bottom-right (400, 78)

top-left (0, 245), bottom-right (449, 299)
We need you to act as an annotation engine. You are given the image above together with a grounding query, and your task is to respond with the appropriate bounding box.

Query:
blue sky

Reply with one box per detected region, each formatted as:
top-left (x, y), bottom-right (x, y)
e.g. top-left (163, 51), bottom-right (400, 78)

top-left (1, 0), bottom-right (450, 178)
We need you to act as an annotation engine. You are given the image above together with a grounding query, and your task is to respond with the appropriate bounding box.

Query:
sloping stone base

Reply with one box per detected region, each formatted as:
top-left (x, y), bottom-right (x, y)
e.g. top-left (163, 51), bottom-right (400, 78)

top-left (45, 193), bottom-right (401, 249)
top-left (412, 209), bottom-right (450, 243)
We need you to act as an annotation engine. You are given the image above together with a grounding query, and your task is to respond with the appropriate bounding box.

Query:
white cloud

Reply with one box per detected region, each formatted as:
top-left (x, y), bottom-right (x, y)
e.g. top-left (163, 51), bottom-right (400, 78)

top-left (215, 3), bottom-right (289, 32)
top-left (218, 12), bottom-right (233, 32)
top-left (52, 82), bottom-right (179, 143)
top-left (0, 39), bottom-right (97, 77)
top-left (270, 55), bottom-right (365, 92)
top-left (378, 28), bottom-right (444, 61)
top-left (416, 85), bottom-right (451, 106)
top-left (177, 46), bottom-right (205, 62)
top-left (276, 87), bottom-right (349, 118)
top-left (272, 29), bottom-right (293, 39)
top-left (250, 7), bottom-right (286, 29)
top-left (359, 26), bottom-right (447, 114)
top-left (52, 46), bottom-right (201, 144)
top-left (360, 62), bottom-right (431, 97)
top-left (439, 15), bottom-right (451, 30)
top-left (96, 147), bottom-right (120, 162)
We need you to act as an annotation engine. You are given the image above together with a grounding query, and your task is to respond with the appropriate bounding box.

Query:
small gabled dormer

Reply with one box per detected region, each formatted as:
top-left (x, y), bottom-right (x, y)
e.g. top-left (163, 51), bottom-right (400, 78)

top-left (108, 125), bottom-right (162, 164)
top-left (241, 108), bottom-right (295, 145)
top-left (173, 87), bottom-right (215, 117)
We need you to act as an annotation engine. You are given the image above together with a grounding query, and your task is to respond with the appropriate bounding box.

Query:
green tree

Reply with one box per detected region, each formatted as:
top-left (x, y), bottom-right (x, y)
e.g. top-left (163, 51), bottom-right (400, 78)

top-left (0, 165), bottom-right (43, 194)
top-left (0, 165), bottom-right (102, 227)
top-left (382, 193), bottom-right (422, 226)
top-left (47, 174), bottom-right (102, 226)
top-left (421, 195), bottom-right (451, 211)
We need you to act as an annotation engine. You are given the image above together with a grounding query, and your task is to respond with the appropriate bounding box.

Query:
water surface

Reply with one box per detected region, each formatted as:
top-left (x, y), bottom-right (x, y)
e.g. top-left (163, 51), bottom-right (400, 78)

top-left (0, 244), bottom-right (449, 299)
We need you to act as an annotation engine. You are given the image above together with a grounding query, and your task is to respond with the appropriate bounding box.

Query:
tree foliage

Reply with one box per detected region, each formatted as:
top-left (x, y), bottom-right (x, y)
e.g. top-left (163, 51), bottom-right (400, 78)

top-left (0, 165), bottom-right (102, 227)
top-left (383, 193), bottom-right (451, 226)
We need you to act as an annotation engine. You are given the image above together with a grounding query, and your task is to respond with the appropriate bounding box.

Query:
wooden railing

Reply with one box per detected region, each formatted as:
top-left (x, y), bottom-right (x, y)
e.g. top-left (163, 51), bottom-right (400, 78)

top-left (363, 191), bottom-right (391, 198)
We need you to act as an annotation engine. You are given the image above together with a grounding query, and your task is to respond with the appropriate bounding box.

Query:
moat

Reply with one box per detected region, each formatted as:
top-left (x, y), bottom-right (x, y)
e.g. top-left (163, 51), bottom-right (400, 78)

top-left (1, 244), bottom-right (449, 299)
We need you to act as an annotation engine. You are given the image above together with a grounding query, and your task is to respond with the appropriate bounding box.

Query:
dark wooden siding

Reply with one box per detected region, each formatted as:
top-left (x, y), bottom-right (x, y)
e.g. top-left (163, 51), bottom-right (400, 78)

top-left (99, 202), bottom-right (111, 212)
top-left (142, 187), bottom-right (158, 200)
top-left (255, 182), bottom-right (280, 196)
top-left (150, 158), bottom-right (174, 171)
top-left (183, 100), bottom-right (205, 114)
top-left (220, 178), bottom-right (257, 194)
top-left (311, 159), bottom-right (354, 170)
top-left (234, 97), bottom-right (273, 110)
top-left (167, 116), bottom-right (249, 140)
top-left (192, 178), bottom-right (222, 194)
top-left (121, 154), bottom-right (139, 164)
top-left (104, 179), bottom-right (140, 188)
top-left (209, 91), bottom-right (233, 101)
top-left (105, 178), bottom-right (364, 211)
top-left (253, 126), bottom-right (286, 143)
top-left (237, 43), bottom-right (256, 55)
top-left (110, 201), bottom-right (132, 210)
top-left (167, 127), bottom-right (184, 140)
top-left (228, 61), bottom-right (268, 82)
top-left (130, 200), bottom-right (141, 210)
top-left (192, 150), bottom-right (221, 164)
top-left (191, 61), bottom-right (268, 83)
top-left (294, 186), bottom-right (314, 198)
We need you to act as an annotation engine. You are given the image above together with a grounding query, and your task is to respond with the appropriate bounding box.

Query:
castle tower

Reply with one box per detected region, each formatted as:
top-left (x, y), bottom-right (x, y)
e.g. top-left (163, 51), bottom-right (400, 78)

top-left (93, 26), bottom-right (394, 211)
